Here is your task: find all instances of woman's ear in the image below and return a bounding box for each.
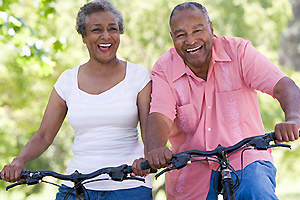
[82,35,86,44]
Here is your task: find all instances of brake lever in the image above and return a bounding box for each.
[171,154,192,169]
[249,133,292,150]
[248,136,273,150]
[6,181,27,191]
[154,166,175,179]
[5,171,42,191]
[154,154,192,179]
[268,144,291,149]
[109,164,128,181]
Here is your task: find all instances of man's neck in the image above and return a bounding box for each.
[188,63,209,81]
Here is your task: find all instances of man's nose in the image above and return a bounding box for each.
[185,34,196,45]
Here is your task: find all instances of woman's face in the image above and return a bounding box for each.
[83,10,120,64]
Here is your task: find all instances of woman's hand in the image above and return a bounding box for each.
[1,158,25,182]
[132,157,150,177]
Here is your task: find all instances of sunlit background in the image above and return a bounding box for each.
[1,0,300,199]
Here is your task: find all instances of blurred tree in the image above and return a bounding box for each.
[279,0,300,71]
[114,0,292,70]
[0,0,81,197]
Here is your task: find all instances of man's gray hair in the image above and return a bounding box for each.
[169,2,211,26]
[76,0,124,36]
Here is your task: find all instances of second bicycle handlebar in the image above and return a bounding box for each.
[140,131,299,173]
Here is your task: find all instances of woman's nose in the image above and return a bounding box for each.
[100,30,110,39]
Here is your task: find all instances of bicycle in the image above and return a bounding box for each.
[141,131,300,200]
[1,164,156,200]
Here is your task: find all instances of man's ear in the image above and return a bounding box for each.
[209,21,214,33]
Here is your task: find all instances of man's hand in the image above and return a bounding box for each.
[275,120,300,142]
[146,147,173,170]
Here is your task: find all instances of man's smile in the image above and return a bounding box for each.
[186,45,203,55]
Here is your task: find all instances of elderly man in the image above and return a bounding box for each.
[144,2,300,200]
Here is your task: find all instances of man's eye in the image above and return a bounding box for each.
[109,27,118,31]
[176,34,185,38]
[194,29,203,33]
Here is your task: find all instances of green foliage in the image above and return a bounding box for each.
[0,0,76,198]
[206,0,292,53]
[114,0,175,69]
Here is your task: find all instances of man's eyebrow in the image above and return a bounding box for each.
[173,24,205,35]
[108,22,117,26]
[192,24,204,29]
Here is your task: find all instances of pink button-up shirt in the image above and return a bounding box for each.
[150,35,286,199]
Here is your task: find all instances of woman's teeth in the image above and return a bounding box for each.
[98,44,112,48]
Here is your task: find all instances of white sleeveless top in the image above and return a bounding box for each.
[54,61,152,190]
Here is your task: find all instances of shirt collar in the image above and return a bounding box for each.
[211,35,232,63]
[170,48,195,82]
[171,35,232,82]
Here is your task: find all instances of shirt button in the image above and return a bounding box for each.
[208,128,211,131]
[208,106,211,109]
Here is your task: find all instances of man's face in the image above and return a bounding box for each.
[170,8,214,71]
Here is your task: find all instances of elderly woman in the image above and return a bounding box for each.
[1,0,152,199]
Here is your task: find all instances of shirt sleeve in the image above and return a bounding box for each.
[150,61,177,122]
[136,64,151,92]
[241,41,286,96]
[54,69,71,101]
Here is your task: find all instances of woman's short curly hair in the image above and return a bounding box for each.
[76,0,124,36]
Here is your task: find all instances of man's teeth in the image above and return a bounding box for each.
[98,44,112,48]
[187,45,202,52]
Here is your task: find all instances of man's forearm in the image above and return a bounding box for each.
[273,77,300,121]
[144,112,172,154]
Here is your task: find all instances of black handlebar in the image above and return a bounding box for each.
[140,131,299,178]
[2,131,299,189]
[180,132,277,157]
[1,164,146,191]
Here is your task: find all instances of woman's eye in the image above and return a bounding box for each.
[92,29,102,32]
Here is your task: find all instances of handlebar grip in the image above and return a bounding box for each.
[269,132,276,140]
[140,161,157,173]
[0,170,27,180]
[126,166,133,173]
[140,161,151,170]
